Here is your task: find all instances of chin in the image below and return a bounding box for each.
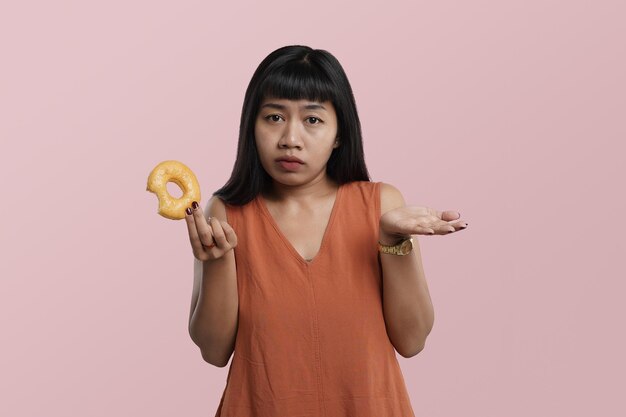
[273,176,302,185]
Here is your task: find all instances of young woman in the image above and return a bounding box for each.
[185,45,467,417]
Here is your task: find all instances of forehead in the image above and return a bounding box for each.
[259,98,333,112]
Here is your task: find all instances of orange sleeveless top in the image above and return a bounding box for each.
[216,180,416,417]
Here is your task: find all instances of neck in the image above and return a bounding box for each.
[266,174,339,205]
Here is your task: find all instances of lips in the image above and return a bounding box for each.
[275,155,304,164]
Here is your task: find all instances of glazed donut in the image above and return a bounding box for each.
[146,160,201,220]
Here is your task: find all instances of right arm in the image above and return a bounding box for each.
[187,196,239,367]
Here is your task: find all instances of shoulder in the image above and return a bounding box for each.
[343,181,406,215]
[203,195,229,223]
[378,181,406,215]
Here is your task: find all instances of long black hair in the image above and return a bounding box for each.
[213,45,371,206]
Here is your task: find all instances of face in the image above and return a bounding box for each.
[254,97,340,187]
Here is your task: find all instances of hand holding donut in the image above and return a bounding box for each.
[146,159,237,262]
[184,200,238,262]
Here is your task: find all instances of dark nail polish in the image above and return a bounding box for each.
[186,207,192,215]
[192,201,199,210]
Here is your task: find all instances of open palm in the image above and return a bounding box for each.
[380,206,468,237]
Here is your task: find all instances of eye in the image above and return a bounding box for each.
[265,114,283,122]
[307,117,322,124]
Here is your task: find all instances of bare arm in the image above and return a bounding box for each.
[188,196,239,367]
[378,182,435,358]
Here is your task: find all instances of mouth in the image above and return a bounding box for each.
[275,156,304,164]
[276,159,304,171]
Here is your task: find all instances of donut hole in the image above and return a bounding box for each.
[166,181,184,199]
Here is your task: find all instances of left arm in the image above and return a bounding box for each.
[379,237,433,358]
[379,182,434,358]
[377,182,466,358]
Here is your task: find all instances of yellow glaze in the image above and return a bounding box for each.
[146,160,201,220]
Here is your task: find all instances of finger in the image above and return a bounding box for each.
[202,217,217,248]
[209,217,229,249]
[415,225,436,235]
[220,220,238,248]
[431,220,456,234]
[430,207,458,220]
[201,217,217,248]
[191,203,215,248]
[441,210,461,221]
[449,220,468,231]
[185,207,207,253]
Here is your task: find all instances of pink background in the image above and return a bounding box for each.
[1,0,624,416]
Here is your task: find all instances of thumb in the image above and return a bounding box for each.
[441,210,461,221]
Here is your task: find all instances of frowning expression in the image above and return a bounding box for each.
[254,97,339,183]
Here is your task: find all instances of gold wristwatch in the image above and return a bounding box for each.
[378,236,414,255]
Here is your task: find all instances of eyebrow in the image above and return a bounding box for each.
[260,102,327,111]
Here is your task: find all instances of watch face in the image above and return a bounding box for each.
[400,239,412,254]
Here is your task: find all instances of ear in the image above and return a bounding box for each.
[333,137,340,148]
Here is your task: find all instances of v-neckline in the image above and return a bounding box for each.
[256,183,345,266]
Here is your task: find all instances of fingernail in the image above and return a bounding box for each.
[192,201,199,210]
[186,207,192,215]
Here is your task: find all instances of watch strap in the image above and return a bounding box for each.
[378,236,413,255]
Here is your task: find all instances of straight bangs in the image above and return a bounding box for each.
[258,62,336,104]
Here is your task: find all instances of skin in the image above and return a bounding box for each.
[253,96,342,261]
[185,96,469,363]
[255,96,340,197]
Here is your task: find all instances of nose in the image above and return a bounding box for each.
[278,120,303,149]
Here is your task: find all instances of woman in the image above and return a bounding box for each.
[186,45,467,417]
